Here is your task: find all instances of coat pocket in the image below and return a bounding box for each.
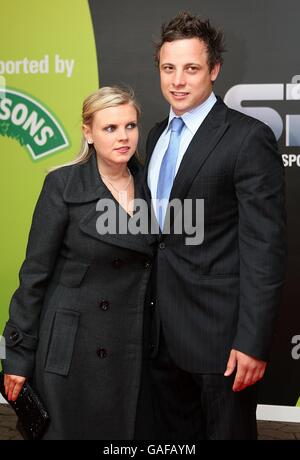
[45,309,80,376]
[58,260,89,287]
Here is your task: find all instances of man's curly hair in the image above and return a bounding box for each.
[155,11,225,71]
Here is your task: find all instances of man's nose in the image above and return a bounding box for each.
[173,70,186,87]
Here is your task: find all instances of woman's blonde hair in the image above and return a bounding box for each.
[51,86,141,170]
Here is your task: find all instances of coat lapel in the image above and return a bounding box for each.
[63,151,154,256]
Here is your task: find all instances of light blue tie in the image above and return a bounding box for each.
[156,117,185,230]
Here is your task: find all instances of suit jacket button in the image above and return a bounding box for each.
[9,331,19,342]
[97,348,107,359]
[158,242,165,250]
[144,261,151,269]
[112,258,123,268]
[99,300,110,311]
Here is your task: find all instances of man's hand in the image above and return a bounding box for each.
[4,374,27,401]
[224,349,267,391]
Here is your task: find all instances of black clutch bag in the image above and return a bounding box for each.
[0,371,50,440]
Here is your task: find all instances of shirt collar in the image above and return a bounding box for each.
[167,92,217,135]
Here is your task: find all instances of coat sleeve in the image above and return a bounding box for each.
[1,169,69,377]
[232,121,287,361]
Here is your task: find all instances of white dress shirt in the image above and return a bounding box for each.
[148,92,217,204]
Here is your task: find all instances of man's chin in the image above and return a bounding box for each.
[171,104,190,116]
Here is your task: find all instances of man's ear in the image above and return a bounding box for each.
[211,62,221,82]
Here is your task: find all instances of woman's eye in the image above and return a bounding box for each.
[104,125,115,132]
[127,123,137,129]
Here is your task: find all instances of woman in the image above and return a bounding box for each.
[1,86,155,439]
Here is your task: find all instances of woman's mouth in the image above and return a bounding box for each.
[115,146,130,153]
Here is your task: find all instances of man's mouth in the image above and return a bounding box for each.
[171,91,189,98]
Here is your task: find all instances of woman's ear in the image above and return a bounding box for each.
[82,124,93,144]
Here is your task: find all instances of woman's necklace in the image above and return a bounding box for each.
[99,167,132,193]
[99,167,134,215]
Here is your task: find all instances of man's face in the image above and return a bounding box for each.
[159,38,220,115]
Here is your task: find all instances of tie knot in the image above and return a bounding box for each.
[170,117,184,133]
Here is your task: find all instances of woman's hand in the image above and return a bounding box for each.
[4,374,27,401]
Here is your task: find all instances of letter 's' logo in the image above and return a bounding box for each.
[0,87,69,159]
[224,75,300,147]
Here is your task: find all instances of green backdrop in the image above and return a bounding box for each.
[0,0,98,347]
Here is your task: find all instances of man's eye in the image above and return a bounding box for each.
[163,66,173,72]
[187,66,198,73]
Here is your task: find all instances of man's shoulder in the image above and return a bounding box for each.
[227,106,259,125]
[223,101,272,134]
[216,103,276,147]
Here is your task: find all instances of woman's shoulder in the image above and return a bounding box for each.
[41,162,85,196]
[46,160,87,183]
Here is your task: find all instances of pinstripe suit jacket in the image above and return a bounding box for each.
[144,97,286,373]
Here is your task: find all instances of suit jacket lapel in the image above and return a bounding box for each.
[144,97,230,234]
[165,98,229,231]
[170,98,229,204]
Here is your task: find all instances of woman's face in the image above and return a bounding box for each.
[83,103,138,167]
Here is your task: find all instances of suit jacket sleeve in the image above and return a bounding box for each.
[232,121,287,361]
[1,169,68,377]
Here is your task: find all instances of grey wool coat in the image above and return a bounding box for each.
[1,151,155,440]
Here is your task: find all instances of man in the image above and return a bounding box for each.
[143,11,286,440]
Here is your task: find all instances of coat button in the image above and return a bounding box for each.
[9,331,19,342]
[144,261,151,269]
[99,300,110,311]
[150,300,156,311]
[149,344,155,354]
[112,258,123,268]
[158,242,165,250]
[97,348,107,359]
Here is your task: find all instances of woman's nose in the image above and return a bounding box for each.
[117,127,128,140]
